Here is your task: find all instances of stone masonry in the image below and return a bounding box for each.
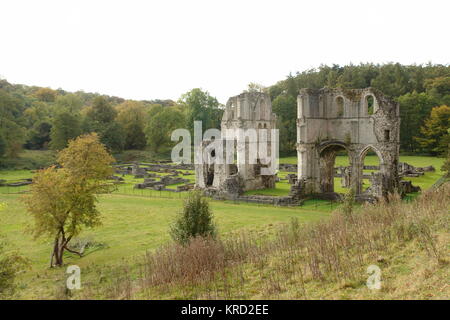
[195,92,277,195]
[295,87,401,199]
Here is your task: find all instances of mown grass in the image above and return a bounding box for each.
[0,154,446,299]
[0,191,331,299]
[245,155,446,196]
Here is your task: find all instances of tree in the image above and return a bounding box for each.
[26,121,52,150]
[415,105,450,155]
[55,94,83,113]
[425,76,450,106]
[0,90,27,157]
[24,133,115,267]
[145,106,185,153]
[83,97,126,152]
[180,88,222,135]
[86,96,117,124]
[170,191,216,245]
[115,101,147,150]
[49,112,81,150]
[371,63,411,97]
[272,94,297,155]
[0,118,26,158]
[99,121,126,152]
[0,131,5,157]
[0,203,29,298]
[397,92,438,152]
[34,87,57,102]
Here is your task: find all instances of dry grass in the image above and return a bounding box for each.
[73,185,450,300]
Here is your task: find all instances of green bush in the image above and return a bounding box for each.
[170,191,216,244]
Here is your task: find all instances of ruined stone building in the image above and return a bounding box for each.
[195,92,277,196]
[295,88,400,199]
[195,87,400,202]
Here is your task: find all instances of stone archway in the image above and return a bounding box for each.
[357,145,384,195]
[296,88,400,199]
[317,141,354,193]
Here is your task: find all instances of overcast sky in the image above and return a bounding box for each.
[0,0,448,103]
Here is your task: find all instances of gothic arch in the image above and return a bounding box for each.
[296,88,400,199]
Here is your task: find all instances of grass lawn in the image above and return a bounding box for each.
[246,155,446,196]
[0,154,445,298]
[0,191,331,299]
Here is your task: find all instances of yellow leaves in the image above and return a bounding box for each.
[24,133,115,240]
[33,87,57,102]
[57,133,115,180]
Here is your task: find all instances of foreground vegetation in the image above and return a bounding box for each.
[0,192,334,299]
[63,185,450,300]
[0,151,447,299]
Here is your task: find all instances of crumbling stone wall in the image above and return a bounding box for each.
[195,92,277,195]
[295,88,400,199]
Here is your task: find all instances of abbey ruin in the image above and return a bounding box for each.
[195,92,278,198]
[295,88,400,200]
[195,87,401,202]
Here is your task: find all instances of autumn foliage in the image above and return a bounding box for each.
[24,133,115,267]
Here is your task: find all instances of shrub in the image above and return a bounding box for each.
[170,191,217,244]
[0,204,29,298]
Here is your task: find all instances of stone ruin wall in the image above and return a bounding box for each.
[195,87,402,203]
[195,92,277,196]
[296,87,401,199]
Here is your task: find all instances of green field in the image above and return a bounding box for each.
[246,155,446,196]
[0,154,446,299]
[0,193,333,299]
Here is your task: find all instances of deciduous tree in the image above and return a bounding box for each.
[24,133,115,267]
[145,106,185,153]
[49,111,81,150]
[415,105,450,155]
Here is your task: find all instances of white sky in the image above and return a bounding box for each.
[0,0,448,104]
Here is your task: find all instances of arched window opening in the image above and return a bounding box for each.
[361,147,381,192]
[319,144,351,193]
[366,95,374,115]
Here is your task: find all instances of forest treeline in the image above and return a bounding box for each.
[269,63,450,155]
[0,62,449,166]
[0,81,221,165]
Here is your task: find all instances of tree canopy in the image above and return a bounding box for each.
[0,62,449,162]
[24,133,115,267]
